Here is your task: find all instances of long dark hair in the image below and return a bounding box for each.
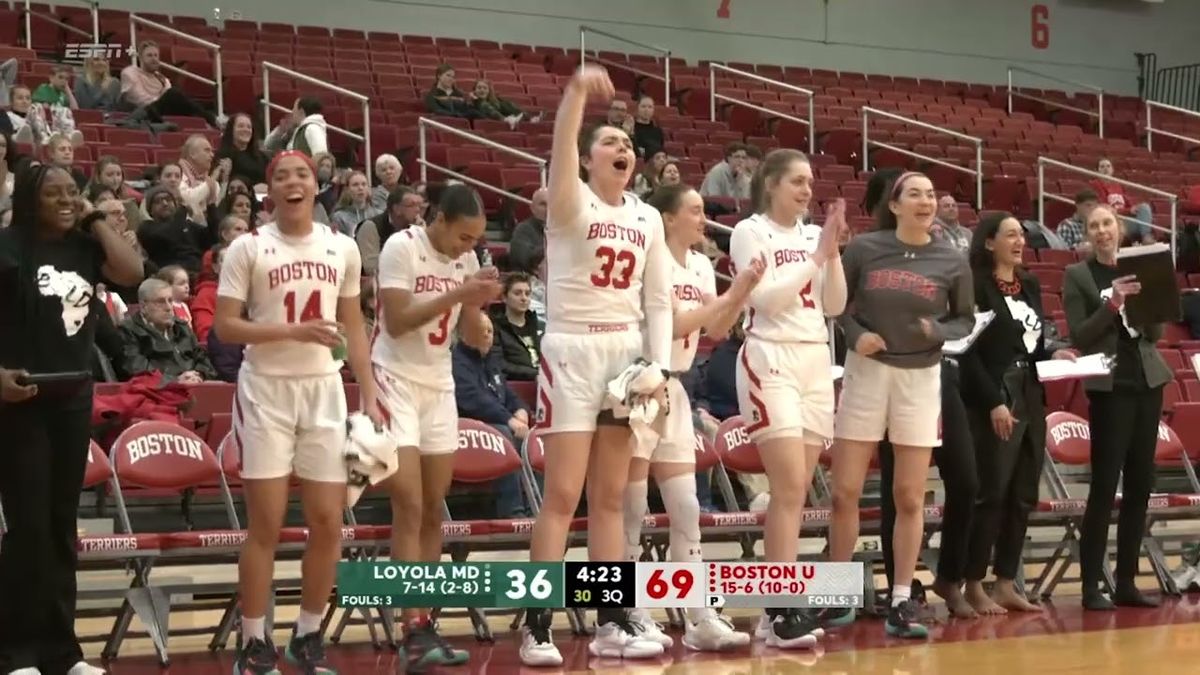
[874,171,928,231]
[9,165,69,362]
[218,112,265,159]
[863,167,903,216]
[968,210,1015,273]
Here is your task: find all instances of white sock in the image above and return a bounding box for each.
[296,608,324,637]
[891,585,912,608]
[242,616,266,640]
[623,479,649,562]
[658,473,711,622]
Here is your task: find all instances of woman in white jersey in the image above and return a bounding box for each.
[729,149,845,649]
[521,65,674,667]
[373,184,501,670]
[621,183,762,651]
[215,151,379,674]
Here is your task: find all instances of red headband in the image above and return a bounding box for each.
[890,171,926,199]
[266,150,317,179]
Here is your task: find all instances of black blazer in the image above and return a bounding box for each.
[960,269,1061,411]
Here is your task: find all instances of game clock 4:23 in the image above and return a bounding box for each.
[564,561,636,608]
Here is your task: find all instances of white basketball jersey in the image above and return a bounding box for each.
[729,213,828,343]
[670,250,717,372]
[372,226,480,390]
[218,222,362,377]
[544,179,664,331]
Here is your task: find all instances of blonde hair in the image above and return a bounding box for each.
[83,57,113,86]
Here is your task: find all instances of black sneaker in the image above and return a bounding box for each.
[814,607,856,629]
[764,609,820,650]
[399,618,470,673]
[284,630,335,674]
[884,599,929,639]
[233,636,280,675]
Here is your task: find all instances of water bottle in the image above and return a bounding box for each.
[330,328,348,361]
[480,248,494,269]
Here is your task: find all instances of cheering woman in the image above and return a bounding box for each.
[960,211,1075,614]
[0,165,142,675]
[829,171,974,638]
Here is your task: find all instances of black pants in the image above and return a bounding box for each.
[879,360,979,586]
[1079,385,1164,589]
[144,87,217,127]
[964,364,1047,581]
[0,401,92,674]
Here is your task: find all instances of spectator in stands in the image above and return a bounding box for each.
[31,65,79,111]
[200,214,247,281]
[120,41,220,128]
[0,58,15,108]
[932,193,971,252]
[330,170,381,236]
[631,95,664,160]
[0,130,12,219]
[191,242,225,342]
[1092,158,1155,245]
[1056,189,1099,252]
[217,112,269,186]
[1,84,36,144]
[216,190,255,230]
[357,185,422,275]
[264,97,329,158]
[605,98,634,134]
[96,281,127,324]
[207,324,243,382]
[84,183,115,206]
[490,272,540,381]
[179,134,226,222]
[360,275,376,338]
[700,143,749,200]
[137,185,212,274]
[470,79,530,129]
[119,277,215,383]
[0,163,142,675]
[424,64,474,118]
[959,211,1075,616]
[1063,204,1170,611]
[451,314,533,518]
[44,133,87,189]
[93,195,141,259]
[156,264,193,327]
[633,150,666,198]
[371,153,405,211]
[89,155,144,228]
[659,160,681,188]
[156,161,183,199]
[313,151,340,215]
[508,187,547,273]
[74,57,121,111]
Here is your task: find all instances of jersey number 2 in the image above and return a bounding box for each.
[284,290,322,323]
[799,281,816,309]
[591,246,637,289]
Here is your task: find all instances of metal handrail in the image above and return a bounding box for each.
[262,62,371,183]
[23,0,93,49]
[1007,65,1105,138]
[709,63,815,153]
[129,14,224,119]
[580,25,671,107]
[1145,100,1200,152]
[61,0,99,42]
[862,107,984,211]
[418,117,547,204]
[1036,156,1179,259]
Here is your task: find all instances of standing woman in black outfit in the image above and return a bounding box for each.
[959,212,1076,615]
[1062,204,1172,610]
[0,165,143,675]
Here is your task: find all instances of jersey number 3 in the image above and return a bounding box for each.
[591,246,637,289]
[284,290,322,323]
[428,311,452,346]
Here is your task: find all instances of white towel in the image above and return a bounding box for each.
[343,412,398,508]
[603,360,669,458]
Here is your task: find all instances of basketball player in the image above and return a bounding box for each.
[729,150,845,648]
[372,184,501,670]
[622,183,762,651]
[520,64,673,667]
[830,171,974,639]
[215,150,379,674]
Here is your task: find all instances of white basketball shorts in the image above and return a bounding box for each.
[535,325,643,434]
[233,369,348,482]
[635,377,695,464]
[373,364,459,456]
[834,350,942,448]
[735,339,834,445]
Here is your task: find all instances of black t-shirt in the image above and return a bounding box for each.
[0,227,106,382]
[1087,258,1148,391]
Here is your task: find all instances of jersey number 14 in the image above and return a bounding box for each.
[284,290,323,322]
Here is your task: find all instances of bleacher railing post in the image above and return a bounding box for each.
[419,119,428,185]
[361,99,372,185]
[1144,100,1200,153]
[1007,67,1013,116]
[975,141,983,212]
[708,66,716,122]
[1098,90,1105,139]
[861,111,869,173]
[1037,161,1045,231]
[90,1,98,42]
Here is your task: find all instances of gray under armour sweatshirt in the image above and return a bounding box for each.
[839,230,976,369]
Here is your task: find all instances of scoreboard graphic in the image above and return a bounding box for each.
[336,561,864,609]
